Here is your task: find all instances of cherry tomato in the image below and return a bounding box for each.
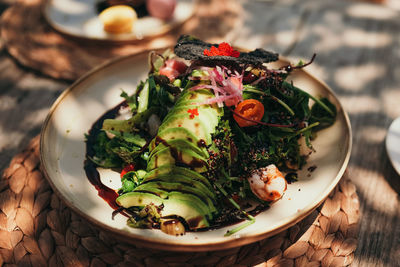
[233,99,265,127]
[159,59,188,81]
[120,164,135,178]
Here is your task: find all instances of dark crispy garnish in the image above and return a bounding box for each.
[174,35,279,66]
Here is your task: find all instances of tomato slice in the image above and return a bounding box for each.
[233,99,265,127]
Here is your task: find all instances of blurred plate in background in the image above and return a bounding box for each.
[43,0,194,42]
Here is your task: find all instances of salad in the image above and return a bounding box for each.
[85,35,336,236]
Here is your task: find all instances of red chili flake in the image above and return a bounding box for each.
[187,108,199,119]
[203,42,240,57]
[120,164,135,178]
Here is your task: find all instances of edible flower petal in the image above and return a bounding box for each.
[187,108,199,119]
[191,66,244,107]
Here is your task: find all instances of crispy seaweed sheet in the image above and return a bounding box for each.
[174,35,279,65]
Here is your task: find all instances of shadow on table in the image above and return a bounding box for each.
[382,146,400,196]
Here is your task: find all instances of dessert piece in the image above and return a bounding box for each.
[99,5,138,34]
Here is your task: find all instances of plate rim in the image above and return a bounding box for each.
[41,0,197,44]
[40,48,353,251]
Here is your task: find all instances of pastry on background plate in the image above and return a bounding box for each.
[99,5,138,34]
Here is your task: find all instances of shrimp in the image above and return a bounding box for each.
[247,164,287,202]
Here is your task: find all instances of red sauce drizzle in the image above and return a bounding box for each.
[84,102,128,216]
[84,161,120,211]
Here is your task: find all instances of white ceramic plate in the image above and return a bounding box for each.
[40,50,352,251]
[386,117,400,175]
[43,0,194,42]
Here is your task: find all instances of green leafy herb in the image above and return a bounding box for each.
[283,81,335,116]
[120,90,137,112]
[243,85,295,116]
[102,107,159,133]
[127,203,162,229]
[106,130,147,147]
[214,182,255,237]
[120,170,147,193]
[88,131,122,168]
[310,98,337,130]
[138,80,150,113]
[88,129,148,167]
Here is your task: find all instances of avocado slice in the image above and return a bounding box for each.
[116,89,228,230]
[157,114,211,144]
[143,164,213,190]
[149,138,209,159]
[149,127,202,151]
[147,145,208,173]
[175,89,215,106]
[162,106,219,135]
[116,192,209,229]
[142,174,216,202]
[134,181,216,215]
[168,191,212,220]
[162,198,209,229]
[140,178,217,212]
[164,104,222,126]
[175,101,223,116]
[116,192,163,208]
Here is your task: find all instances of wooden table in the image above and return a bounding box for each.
[1,0,399,266]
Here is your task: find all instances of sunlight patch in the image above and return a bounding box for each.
[334,64,386,92]
[340,95,380,114]
[347,3,397,20]
[382,89,400,119]
[312,26,342,52]
[359,126,386,144]
[343,29,392,48]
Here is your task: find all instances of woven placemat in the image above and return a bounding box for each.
[0,0,242,81]
[0,136,360,266]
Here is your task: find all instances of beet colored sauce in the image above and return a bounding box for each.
[84,101,127,214]
[84,161,120,210]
